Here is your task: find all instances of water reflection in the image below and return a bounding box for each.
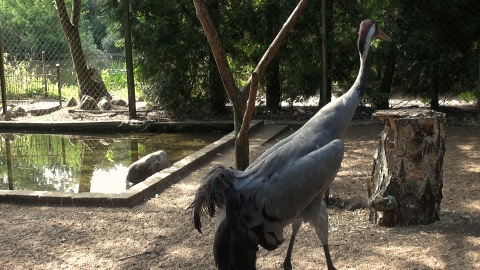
[0,132,223,193]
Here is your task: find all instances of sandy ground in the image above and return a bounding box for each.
[0,122,479,270]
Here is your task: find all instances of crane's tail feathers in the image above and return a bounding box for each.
[188,165,235,234]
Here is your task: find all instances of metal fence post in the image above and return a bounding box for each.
[42,51,47,97]
[0,26,7,116]
[57,63,62,106]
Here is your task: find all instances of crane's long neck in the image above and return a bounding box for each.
[306,45,374,139]
[351,46,373,98]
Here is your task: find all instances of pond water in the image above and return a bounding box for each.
[0,132,224,193]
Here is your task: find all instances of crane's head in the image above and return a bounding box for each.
[358,19,391,57]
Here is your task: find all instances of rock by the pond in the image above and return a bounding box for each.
[10,106,27,117]
[126,150,170,183]
[111,96,128,107]
[97,97,112,111]
[80,95,97,110]
[1,110,14,121]
[65,97,77,107]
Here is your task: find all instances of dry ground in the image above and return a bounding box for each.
[1,122,479,270]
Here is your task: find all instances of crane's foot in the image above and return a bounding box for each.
[323,244,337,270]
[282,260,292,270]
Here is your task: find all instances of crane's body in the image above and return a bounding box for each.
[190,19,391,270]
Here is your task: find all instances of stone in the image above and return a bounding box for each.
[65,97,77,107]
[1,111,14,121]
[80,95,97,110]
[97,97,112,111]
[111,96,127,107]
[9,106,26,117]
[126,150,170,183]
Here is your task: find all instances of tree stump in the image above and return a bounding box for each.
[367,109,446,227]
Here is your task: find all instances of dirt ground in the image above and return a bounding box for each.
[1,121,479,270]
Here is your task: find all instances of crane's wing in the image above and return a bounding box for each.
[246,129,299,169]
[228,139,344,248]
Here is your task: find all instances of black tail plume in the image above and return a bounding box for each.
[188,165,236,234]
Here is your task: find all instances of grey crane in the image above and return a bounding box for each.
[189,19,391,270]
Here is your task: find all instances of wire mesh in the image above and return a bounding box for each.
[1,0,479,122]
[1,0,128,118]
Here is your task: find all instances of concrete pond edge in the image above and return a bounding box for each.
[0,120,265,207]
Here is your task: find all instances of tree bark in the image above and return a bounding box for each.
[477,46,480,121]
[320,0,333,107]
[265,0,281,111]
[55,0,110,100]
[206,1,227,115]
[368,109,446,227]
[376,46,396,110]
[266,58,281,111]
[209,52,228,114]
[193,0,309,169]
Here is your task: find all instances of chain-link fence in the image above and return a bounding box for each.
[1,0,128,118]
[1,0,479,121]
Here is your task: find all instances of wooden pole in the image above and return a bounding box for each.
[123,0,136,119]
[194,0,310,169]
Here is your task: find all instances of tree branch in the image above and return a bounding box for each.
[253,0,310,81]
[193,0,237,105]
[239,0,310,139]
[54,0,72,30]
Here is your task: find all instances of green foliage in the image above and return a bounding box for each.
[1,0,114,60]
[6,0,478,111]
[0,0,69,59]
[3,56,60,100]
[101,63,127,90]
[106,0,212,111]
[458,91,477,103]
[391,0,480,108]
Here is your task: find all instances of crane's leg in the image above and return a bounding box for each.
[306,197,337,270]
[283,219,302,270]
[229,230,258,270]
[213,218,231,270]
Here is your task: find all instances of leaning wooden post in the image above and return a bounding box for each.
[367,109,446,227]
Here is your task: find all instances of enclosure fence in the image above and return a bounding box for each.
[1,0,479,121]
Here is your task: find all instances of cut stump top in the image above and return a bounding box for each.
[373,108,445,122]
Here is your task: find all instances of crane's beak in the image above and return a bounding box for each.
[377,29,392,41]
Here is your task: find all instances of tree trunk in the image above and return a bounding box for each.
[234,101,249,170]
[207,1,227,115]
[320,0,333,107]
[477,46,480,121]
[193,0,310,169]
[266,58,281,110]
[209,52,228,114]
[368,109,446,227]
[265,0,281,111]
[376,46,396,110]
[55,0,110,100]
